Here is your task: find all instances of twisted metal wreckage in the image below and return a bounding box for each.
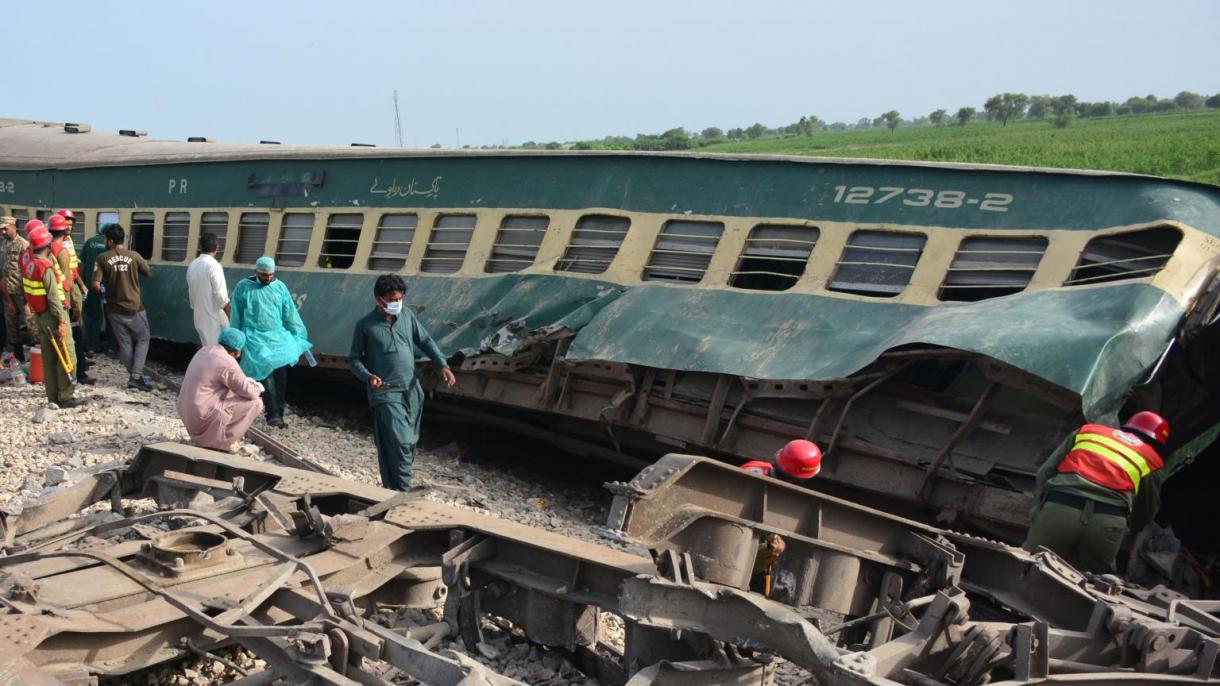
[0,443,1215,685]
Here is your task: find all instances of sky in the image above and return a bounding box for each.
[9,0,1219,148]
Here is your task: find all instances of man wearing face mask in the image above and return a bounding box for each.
[176,327,264,452]
[349,274,455,491]
[229,257,313,428]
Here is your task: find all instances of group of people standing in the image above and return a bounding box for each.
[0,213,154,406]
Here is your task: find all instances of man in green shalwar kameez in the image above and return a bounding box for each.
[349,274,456,491]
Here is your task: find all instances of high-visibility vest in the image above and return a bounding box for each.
[48,242,73,305]
[21,249,67,314]
[64,236,80,281]
[1057,423,1164,493]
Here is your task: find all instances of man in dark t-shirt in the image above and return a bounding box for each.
[91,223,154,390]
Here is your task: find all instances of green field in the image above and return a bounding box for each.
[697,111,1220,185]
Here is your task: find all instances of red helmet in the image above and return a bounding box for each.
[741,460,773,477]
[28,226,53,250]
[775,439,823,480]
[23,219,45,237]
[56,209,76,221]
[47,214,69,233]
[1123,411,1170,445]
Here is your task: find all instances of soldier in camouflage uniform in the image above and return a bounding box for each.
[0,216,31,361]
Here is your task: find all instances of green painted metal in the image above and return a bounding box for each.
[141,266,1178,419]
[4,154,1220,232]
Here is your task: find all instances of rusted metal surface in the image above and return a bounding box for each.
[0,444,1214,684]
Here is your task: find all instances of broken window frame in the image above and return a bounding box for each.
[1065,226,1183,287]
[729,223,820,291]
[642,219,726,284]
[318,213,364,270]
[555,214,631,275]
[129,211,156,260]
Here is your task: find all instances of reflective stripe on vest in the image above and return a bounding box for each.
[21,251,67,314]
[1057,424,1164,493]
[65,237,80,278]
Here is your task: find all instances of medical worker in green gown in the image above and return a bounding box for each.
[229,257,313,428]
[349,274,455,491]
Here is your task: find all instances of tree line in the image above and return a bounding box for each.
[499,90,1220,151]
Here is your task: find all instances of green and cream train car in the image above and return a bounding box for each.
[4,118,1220,539]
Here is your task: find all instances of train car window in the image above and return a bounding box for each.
[36,209,51,221]
[939,236,1048,302]
[485,215,548,273]
[161,212,191,262]
[828,229,927,298]
[11,209,28,224]
[68,210,86,246]
[1065,226,1182,287]
[730,224,819,291]
[642,220,725,283]
[555,214,630,275]
[368,213,417,271]
[235,212,270,264]
[200,212,229,260]
[421,214,476,274]
[129,212,156,260]
[276,213,314,267]
[319,213,363,269]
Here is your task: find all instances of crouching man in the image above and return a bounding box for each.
[177,327,264,452]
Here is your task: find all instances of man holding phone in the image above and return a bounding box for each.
[349,274,455,491]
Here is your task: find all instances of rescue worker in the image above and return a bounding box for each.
[176,327,264,452]
[57,210,92,358]
[229,257,312,428]
[349,274,455,491]
[21,224,81,407]
[741,439,824,483]
[47,214,92,384]
[80,220,109,354]
[0,216,30,362]
[186,232,230,346]
[91,224,153,390]
[1023,411,1169,574]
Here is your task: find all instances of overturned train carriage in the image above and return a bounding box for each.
[3,119,1220,539]
[0,444,1217,684]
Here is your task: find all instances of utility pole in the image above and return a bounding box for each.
[392,90,404,148]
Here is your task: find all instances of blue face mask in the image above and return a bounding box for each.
[383,299,403,316]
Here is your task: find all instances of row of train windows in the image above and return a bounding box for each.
[3,206,1183,301]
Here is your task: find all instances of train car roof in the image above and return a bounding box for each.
[0,118,1208,188]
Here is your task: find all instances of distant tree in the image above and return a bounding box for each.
[856,117,872,129]
[1051,95,1077,117]
[430,143,442,149]
[521,141,539,149]
[1174,91,1204,110]
[830,121,847,130]
[983,93,1030,126]
[882,110,901,131]
[573,140,598,150]
[1027,95,1052,119]
[727,127,745,140]
[544,142,562,150]
[745,122,768,139]
[700,126,724,141]
[1150,99,1178,113]
[1207,94,1220,109]
[660,127,692,150]
[954,107,976,126]
[929,109,947,126]
[1079,101,1116,118]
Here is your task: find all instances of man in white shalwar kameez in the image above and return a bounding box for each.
[186,233,229,346]
[177,328,264,452]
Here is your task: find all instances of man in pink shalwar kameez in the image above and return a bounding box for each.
[177,327,264,452]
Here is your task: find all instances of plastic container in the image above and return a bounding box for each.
[27,345,44,384]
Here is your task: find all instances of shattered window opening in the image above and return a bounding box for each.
[318,213,363,270]
[1066,226,1182,286]
[730,224,819,291]
[200,212,229,261]
[275,213,315,268]
[235,212,270,265]
[828,229,927,298]
[642,220,725,283]
[161,212,190,262]
[129,211,156,260]
[556,214,631,275]
[421,213,476,274]
[938,235,1049,302]
[368,213,418,272]
[486,215,549,273]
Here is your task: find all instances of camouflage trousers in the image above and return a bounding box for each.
[3,292,30,351]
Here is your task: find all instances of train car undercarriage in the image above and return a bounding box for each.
[0,443,1215,685]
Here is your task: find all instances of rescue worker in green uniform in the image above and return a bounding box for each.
[80,222,109,354]
[1023,411,1169,574]
[21,223,81,407]
[349,274,455,491]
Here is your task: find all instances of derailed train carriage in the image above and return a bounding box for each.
[2,118,1220,542]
